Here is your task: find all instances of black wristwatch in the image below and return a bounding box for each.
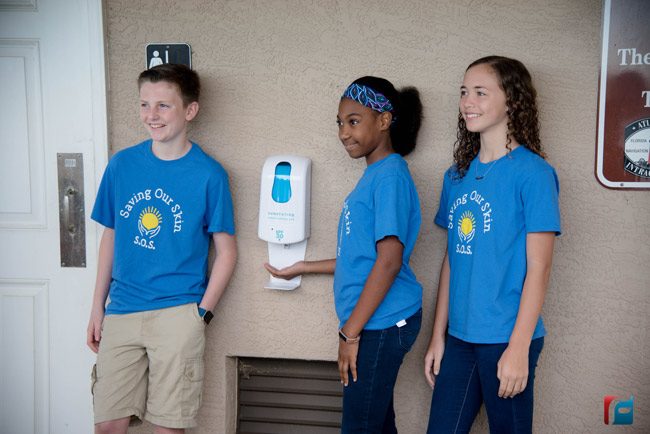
[197,306,214,325]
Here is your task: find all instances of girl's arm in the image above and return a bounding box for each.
[264,259,336,279]
[338,235,403,386]
[199,232,238,312]
[497,232,555,398]
[86,228,114,353]
[424,250,450,388]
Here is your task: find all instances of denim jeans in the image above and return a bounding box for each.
[341,309,421,434]
[426,335,544,434]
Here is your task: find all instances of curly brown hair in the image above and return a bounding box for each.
[453,56,545,178]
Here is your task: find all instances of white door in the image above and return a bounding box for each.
[0,0,107,433]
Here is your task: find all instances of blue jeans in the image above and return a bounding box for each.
[426,335,544,434]
[341,309,421,434]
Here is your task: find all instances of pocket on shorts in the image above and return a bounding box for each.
[182,358,204,418]
[189,303,206,327]
[90,364,98,399]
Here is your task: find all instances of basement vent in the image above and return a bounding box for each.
[237,357,342,434]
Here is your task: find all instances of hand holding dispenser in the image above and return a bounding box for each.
[258,155,311,290]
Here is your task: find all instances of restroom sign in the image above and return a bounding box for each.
[145,43,192,69]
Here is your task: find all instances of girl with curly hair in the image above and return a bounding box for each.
[424,56,561,433]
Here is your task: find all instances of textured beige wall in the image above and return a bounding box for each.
[104,1,649,432]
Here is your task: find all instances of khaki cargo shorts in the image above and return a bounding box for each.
[91,303,206,429]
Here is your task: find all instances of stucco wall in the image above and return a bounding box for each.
[104,1,649,432]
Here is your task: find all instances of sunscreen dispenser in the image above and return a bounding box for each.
[258,155,311,290]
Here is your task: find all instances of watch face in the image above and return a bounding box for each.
[203,311,214,325]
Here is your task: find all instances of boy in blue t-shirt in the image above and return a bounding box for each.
[87,64,237,433]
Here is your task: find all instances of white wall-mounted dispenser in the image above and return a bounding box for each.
[258,155,312,290]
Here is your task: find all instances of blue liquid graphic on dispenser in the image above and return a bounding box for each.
[271,162,292,203]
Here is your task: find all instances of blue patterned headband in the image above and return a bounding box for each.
[341,83,394,113]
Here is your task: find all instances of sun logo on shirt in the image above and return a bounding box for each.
[138,206,162,238]
[458,210,476,243]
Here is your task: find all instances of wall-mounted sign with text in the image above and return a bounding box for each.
[145,43,192,69]
[596,0,650,189]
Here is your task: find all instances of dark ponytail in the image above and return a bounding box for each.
[351,76,423,156]
[391,87,422,156]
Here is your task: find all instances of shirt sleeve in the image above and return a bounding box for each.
[91,160,116,229]
[373,175,413,245]
[521,167,561,235]
[434,170,450,229]
[206,167,236,235]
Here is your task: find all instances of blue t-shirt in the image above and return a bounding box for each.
[434,146,561,343]
[91,140,235,314]
[334,153,423,330]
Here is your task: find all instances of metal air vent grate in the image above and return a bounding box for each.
[237,357,342,433]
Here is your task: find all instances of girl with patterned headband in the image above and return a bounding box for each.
[265,76,424,432]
